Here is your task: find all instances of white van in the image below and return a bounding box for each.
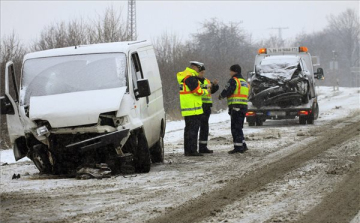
[1,40,166,174]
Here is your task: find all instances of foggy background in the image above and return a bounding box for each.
[1,1,359,147]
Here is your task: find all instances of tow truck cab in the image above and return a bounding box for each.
[246,46,324,126]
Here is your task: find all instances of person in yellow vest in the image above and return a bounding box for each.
[198,65,219,153]
[218,64,249,154]
[177,61,210,156]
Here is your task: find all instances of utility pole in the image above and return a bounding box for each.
[270,27,289,47]
[127,0,137,41]
[330,50,339,91]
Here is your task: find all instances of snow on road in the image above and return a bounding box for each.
[0,86,359,223]
[1,86,359,163]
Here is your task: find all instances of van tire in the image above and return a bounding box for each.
[248,122,255,126]
[151,137,164,163]
[32,145,52,174]
[134,130,151,173]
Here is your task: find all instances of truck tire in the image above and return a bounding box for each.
[256,118,263,126]
[307,117,314,124]
[32,144,52,174]
[299,116,307,125]
[151,136,164,163]
[134,131,151,173]
[247,117,256,126]
[313,102,319,120]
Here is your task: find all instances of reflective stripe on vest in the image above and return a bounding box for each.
[181,107,202,111]
[178,74,204,116]
[201,78,212,104]
[227,77,249,106]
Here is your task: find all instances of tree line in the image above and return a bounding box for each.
[0,6,359,148]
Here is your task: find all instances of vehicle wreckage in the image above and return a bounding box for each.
[1,41,166,175]
[249,55,312,108]
[246,47,324,125]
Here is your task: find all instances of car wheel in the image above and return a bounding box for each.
[133,130,151,173]
[151,136,164,163]
[32,144,53,174]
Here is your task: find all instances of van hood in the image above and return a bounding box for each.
[29,87,127,128]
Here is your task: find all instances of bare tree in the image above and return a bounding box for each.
[88,5,128,43]
[32,5,128,51]
[327,9,360,67]
[153,32,188,118]
[32,21,69,51]
[67,18,87,46]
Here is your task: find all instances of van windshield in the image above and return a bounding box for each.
[21,53,127,106]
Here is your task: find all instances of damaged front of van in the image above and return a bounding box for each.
[1,44,157,175]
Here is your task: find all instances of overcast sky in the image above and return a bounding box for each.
[1,1,359,46]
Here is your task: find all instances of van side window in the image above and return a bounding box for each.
[131,53,144,96]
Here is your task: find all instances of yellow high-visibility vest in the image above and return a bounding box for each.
[227,77,249,105]
[177,68,208,116]
[200,78,212,104]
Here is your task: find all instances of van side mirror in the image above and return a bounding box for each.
[314,68,324,80]
[0,96,15,115]
[137,79,151,98]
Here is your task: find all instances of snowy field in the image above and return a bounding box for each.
[0,86,359,223]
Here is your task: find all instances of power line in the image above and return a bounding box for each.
[127,0,137,41]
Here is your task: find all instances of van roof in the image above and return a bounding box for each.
[24,40,151,61]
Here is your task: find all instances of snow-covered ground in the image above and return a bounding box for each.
[1,86,359,163]
[0,86,359,223]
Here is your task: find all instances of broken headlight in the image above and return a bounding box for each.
[99,112,128,127]
[36,126,50,137]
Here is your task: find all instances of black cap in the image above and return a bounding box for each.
[230,64,241,73]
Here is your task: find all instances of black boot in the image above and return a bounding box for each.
[199,144,213,153]
[199,146,213,153]
[228,147,245,154]
[243,143,248,152]
[185,152,204,156]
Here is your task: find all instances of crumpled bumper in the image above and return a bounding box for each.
[65,129,130,152]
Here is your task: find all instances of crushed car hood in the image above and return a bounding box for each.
[256,56,300,82]
[29,87,127,128]
[250,56,311,108]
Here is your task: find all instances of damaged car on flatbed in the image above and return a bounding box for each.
[1,40,166,174]
[246,46,324,126]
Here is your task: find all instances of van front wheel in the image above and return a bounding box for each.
[32,144,53,174]
[151,137,164,163]
[133,131,151,173]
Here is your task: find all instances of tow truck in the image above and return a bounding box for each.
[246,46,324,125]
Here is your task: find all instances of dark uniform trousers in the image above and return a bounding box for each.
[184,115,201,153]
[230,107,248,150]
[199,106,211,149]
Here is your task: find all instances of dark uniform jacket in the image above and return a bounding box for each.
[198,77,219,110]
[220,73,248,109]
